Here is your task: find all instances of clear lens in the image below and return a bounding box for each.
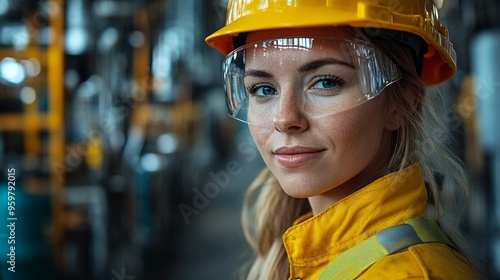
[223,37,401,126]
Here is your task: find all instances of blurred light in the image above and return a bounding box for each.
[140,153,162,172]
[0,25,30,49]
[76,80,96,98]
[65,68,80,89]
[20,86,36,104]
[38,26,54,46]
[66,0,88,54]
[0,57,26,85]
[21,58,41,77]
[93,1,118,17]
[97,27,119,53]
[93,1,133,17]
[13,26,29,50]
[65,27,88,55]
[157,133,178,154]
[0,0,10,15]
[152,45,172,79]
[129,31,145,48]
[76,75,102,98]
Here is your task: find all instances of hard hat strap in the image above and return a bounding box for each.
[232,33,248,50]
[363,28,428,76]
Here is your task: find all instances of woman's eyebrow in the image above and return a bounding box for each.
[297,58,354,73]
[244,69,273,78]
[244,58,353,77]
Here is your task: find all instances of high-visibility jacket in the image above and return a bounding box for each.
[283,164,478,279]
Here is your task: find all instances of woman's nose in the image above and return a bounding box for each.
[272,90,309,133]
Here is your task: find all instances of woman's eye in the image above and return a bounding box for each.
[247,85,277,96]
[311,76,345,90]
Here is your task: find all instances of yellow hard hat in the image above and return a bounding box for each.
[205,0,457,85]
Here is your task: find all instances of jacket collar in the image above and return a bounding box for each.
[283,164,427,269]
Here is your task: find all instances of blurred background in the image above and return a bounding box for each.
[0,0,499,279]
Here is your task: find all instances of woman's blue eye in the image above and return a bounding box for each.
[248,85,277,96]
[313,78,339,89]
[259,87,276,96]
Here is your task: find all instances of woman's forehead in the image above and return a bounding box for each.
[246,27,356,44]
[244,37,355,67]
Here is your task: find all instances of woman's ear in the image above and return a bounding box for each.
[385,106,404,131]
[384,90,422,131]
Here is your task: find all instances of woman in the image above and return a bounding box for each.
[206,0,480,279]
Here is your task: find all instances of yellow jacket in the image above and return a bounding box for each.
[283,164,478,280]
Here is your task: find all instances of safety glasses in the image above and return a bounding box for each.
[223,36,401,126]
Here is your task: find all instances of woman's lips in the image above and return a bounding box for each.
[273,146,325,167]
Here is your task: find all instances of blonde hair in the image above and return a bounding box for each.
[241,34,478,279]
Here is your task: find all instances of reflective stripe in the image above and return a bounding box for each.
[377,223,422,254]
[318,217,453,280]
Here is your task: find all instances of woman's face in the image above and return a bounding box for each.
[246,27,398,207]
